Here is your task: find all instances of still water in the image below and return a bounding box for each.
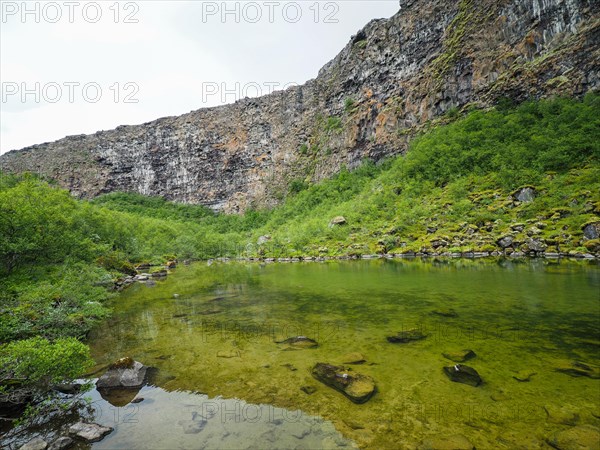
[85,258,600,449]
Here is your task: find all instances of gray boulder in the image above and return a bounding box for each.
[69,422,113,443]
[583,222,600,240]
[96,357,148,389]
[19,437,47,450]
[48,437,74,450]
[513,187,536,203]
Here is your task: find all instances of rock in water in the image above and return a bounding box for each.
[311,363,376,404]
[387,328,427,343]
[443,364,482,387]
[513,370,537,382]
[547,425,600,450]
[48,437,74,450]
[555,360,600,379]
[442,350,476,363]
[69,422,113,443]
[19,437,47,450]
[275,336,318,349]
[431,308,458,318]
[418,434,475,450]
[340,352,367,364]
[96,357,148,389]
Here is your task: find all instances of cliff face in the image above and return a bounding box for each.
[1,0,598,212]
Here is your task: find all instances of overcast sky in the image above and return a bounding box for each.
[0,1,399,154]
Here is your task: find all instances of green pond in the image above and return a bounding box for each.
[85,258,600,449]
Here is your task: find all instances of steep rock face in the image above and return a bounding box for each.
[1,0,598,212]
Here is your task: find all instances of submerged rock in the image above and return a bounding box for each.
[431,308,458,318]
[217,350,241,358]
[53,383,81,395]
[442,349,476,363]
[443,364,482,387]
[387,328,427,343]
[419,434,475,450]
[300,385,317,395]
[555,361,600,379]
[96,357,148,389]
[547,425,600,450]
[275,336,318,349]
[48,437,74,450]
[69,422,113,443]
[19,437,47,450]
[311,362,376,404]
[340,352,367,365]
[513,370,537,382]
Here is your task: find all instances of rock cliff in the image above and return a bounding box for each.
[1,0,598,212]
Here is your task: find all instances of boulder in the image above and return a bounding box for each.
[257,235,272,245]
[311,363,376,404]
[96,357,148,389]
[418,434,475,450]
[513,370,536,382]
[555,361,600,379]
[513,187,536,203]
[19,438,48,450]
[524,238,547,253]
[497,235,514,249]
[275,336,318,349]
[301,385,317,395]
[431,308,458,318]
[53,383,81,395]
[442,349,476,363]
[583,222,600,240]
[340,352,367,364]
[329,216,347,227]
[48,437,74,450]
[387,328,427,343]
[69,422,113,443]
[443,364,482,387]
[547,425,600,450]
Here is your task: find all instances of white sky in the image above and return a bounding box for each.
[0,1,399,154]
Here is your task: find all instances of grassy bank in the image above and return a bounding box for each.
[0,94,598,416]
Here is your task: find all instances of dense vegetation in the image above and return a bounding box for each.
[0,94,598,417]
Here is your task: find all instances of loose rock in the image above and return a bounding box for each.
[19,437,47,450]
[340,352,367,364]
[555,361,600,379]
[96,357,148,389]
[312,362,376,404]
[442,349,476,363]
[443,364,482,387]
[69,422,113,443]
[387,328,427,343]
[547,425,600,450]
[275,336,318,349]
[48,437,73,450]
[419,434,475,450]
[513,370,536,382]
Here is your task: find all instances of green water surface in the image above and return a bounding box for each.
[88,258,600,449]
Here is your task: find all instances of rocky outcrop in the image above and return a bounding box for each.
[1,0,598,212]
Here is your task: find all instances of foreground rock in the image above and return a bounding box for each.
[546,425,600,450]
[69,422,113,443]
[387,328,427,343]
[275,336,318,349]
[96,357,148,389]
[555,360,600,379]
[442,349,476,363]
[311,363,376,404]
[418,434,475,450]
[340,352,367,364]
[48,437,74,450]
[443,364,482,387]
[19,437,47,450]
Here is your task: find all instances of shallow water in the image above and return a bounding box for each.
[86,259,600,449]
